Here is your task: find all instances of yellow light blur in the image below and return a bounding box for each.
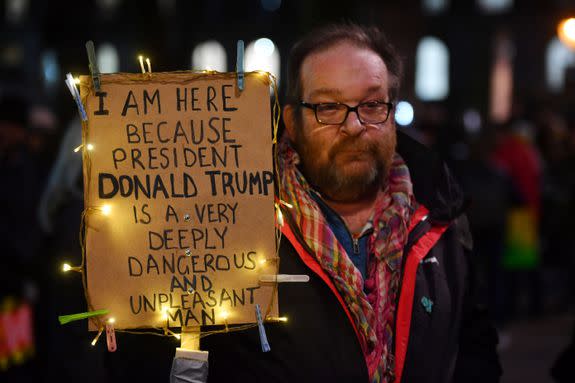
[91,327,104,346]
[558,17,575,49]
[74,77,81,85]
[174,333,181,340]
[62,263,72,272]
[73,144,82,153]
[162,308,169,320]
[220,310,229,321]
[138,55,146,73]
[146,58,152,73]
[267,316,288,323]
[86,143,94,151]
[101,204,112,216]
[108,317,116,324]
[259,258,267,266]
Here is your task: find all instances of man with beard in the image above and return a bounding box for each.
[198,24,502,383]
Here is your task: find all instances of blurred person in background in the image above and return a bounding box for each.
[535,109,575,311]
[491,116,543,322]
[0,92,41,382]
[456,120,515,329]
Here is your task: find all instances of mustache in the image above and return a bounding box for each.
[327,137,380,158]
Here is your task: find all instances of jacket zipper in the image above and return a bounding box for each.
[352,238,360,254]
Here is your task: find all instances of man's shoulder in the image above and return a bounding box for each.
[398,130,468,224]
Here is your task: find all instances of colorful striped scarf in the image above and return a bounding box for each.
[278,137,414,382]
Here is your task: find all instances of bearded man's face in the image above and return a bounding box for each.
[287,42,397,202]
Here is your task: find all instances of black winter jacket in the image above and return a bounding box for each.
[201,131,502,383]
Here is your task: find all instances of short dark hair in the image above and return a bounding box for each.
[285,23,403,106]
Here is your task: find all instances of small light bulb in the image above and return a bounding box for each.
[146,58,152,73]
[108,317,116,324]
[220,310,229,321]
[62,263,72,272]
[174,333,181,340]
[86,143,94,151]
[259,258,267,266]
[101,204,111,216]
[91,327,104,346]
[74,77,80,85]
[162,308,169,320]
[138,55,146,73]
[278,316,288,322]
[73,145,82,153]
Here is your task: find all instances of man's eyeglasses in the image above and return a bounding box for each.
[299,100,394,125]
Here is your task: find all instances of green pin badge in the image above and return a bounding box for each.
[421,296,433,314]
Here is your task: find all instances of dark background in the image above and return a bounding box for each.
[1,0,575,382]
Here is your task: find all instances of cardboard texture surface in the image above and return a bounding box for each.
[79,72,277,330]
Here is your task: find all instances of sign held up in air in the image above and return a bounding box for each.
[79,72,278,330]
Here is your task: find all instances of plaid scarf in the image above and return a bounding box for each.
[278,137,414,382]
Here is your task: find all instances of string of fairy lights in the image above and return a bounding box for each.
[59,52,290,349]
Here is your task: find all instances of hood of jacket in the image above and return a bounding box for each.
[396,129,468,224]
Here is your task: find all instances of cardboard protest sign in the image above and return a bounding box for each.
[79,72,278,330]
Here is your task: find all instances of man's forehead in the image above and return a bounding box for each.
[299,43,389,100]
[307,85,387,99]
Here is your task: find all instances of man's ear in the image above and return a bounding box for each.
[283,104,297,142]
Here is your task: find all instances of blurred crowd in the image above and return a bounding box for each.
[1,89,575,381]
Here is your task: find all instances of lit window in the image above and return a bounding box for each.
[395,101,415,126]
[546,37,575,93]
[422,0,449,14]
[477,0,513,13]
[97,43,119,74]
[415,37,449,101]
[192,41,227,72]
[463,108,482,135]
[6,0,29,24]
[489,34,514,123]
[245,38,280,84]
[41,50,59,89]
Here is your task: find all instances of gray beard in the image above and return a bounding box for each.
[298,152,387,202]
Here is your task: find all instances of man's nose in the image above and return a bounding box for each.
[340,109,366,136]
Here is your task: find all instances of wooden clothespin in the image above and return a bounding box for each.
[255,304,270,352]
[236,40,245,92]
[85,40,101,91]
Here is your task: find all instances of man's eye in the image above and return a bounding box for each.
[362,101,383,109]
[318,104,341,112]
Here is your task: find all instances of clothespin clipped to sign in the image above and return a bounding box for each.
[58,309,109,325]
[259,274,310,283]
[255,304,270,352]
[85,40,101,92]
[236,40,245,92]
[64,73,88,121]
[105,318,117,352]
